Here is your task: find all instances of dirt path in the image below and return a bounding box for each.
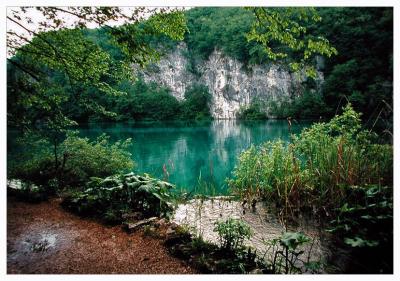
[7,196,196,274]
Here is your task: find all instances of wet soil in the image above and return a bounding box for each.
[7,195,196,274]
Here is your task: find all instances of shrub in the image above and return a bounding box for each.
[114,79,212,121]
[289,91,329,119]
[8,131,134,189]
[60,131,134,185]
[8,135,55,187]
[180,84,212,120]
[327,185,393,273]
[62,172,175,222]
[228,103,393,273]
[261,232,322,274]
[213,218,252,251]
[237,102,266,120]
[228,103,393,212]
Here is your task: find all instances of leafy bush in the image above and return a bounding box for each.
[112,79,212,121]
[8,131,134,189]
[228,103,393,273]
[213,218,252,251]
[180,83,212,120]
[8,136,56,188]
[62,172,175,222]
[327,185,393,273]
[290,91,329,119]
[267,97,293,119]
[237,102,267,120]
[228,104,393,212]
[261,232,322,274]
[317,8,393,121]
[268,91,329,119]
[114,79,182,121]
[60,132,134,184]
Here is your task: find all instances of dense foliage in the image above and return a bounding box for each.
[261,232,322,274]
[183,7,392,124]
[102,79,212,122]
[214,218,252,251]
[184,7,337,76]
[326,184,392,273]
[184,8,257,64]
[7,8,188,130]
[246,7,337,78]
[268,91,328,119]
[316,8,393,122]
[62,173,175,223]
[237,102,267,120]
[7,7,393,127]
[228,104,392,211]
[228,104,392,271]
[8,132,134,189]
[180,84,212,120]
[111,78,181,121]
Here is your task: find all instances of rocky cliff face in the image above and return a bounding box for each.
[141,43,323,119]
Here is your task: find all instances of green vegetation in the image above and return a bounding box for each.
[316,8,393,124]
[184,8,257,64]
[180,84,212,120]
[168,218,321,274]
[268,91,329,119]
[111,79,212,122]
[328,185,392,248]
[6,7,393,274]
[247,7,337,78]
[7,8,188,130]
[184,7,337,77]
[262,8,393,127]
[214,218,252,251]
[327,185,392,273]
[228,104,392,272]
[7,7,392,128]
[8,132,134,189]
[237,102,267,120]
[167,219,259,274]
[62,172,175,223]
[261,232,322,274]
[113,78,181,121]
[229,104,392,212]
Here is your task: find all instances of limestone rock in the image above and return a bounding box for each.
[139,43,324,119]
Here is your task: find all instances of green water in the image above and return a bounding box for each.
[77,120,309,194]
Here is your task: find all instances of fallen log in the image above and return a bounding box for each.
[123,217,158,232]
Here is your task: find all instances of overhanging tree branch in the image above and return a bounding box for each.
[7,58,41,81]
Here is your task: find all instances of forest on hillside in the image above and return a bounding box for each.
[8,7,393,131]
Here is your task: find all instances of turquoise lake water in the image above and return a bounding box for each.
[77,120,309,194]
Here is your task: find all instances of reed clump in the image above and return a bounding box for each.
[228,103,392,215]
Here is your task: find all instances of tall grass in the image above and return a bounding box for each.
[228,104,392,215]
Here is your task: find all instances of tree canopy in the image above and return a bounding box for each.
[7,7,187,132]
[7,7,392,130]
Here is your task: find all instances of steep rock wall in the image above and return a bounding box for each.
[141,43,323,119]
